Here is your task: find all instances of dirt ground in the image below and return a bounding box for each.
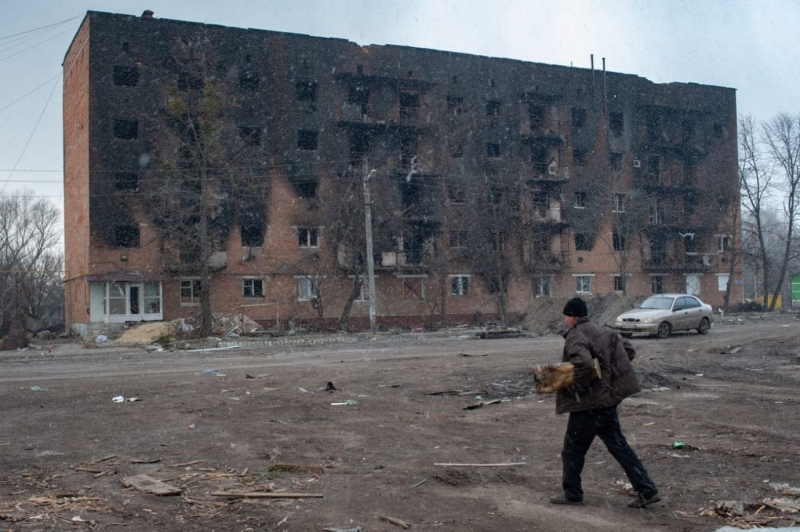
[2,313,800,531]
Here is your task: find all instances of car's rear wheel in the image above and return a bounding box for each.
[656,321,671,339]
[697,317,710,335]
[620,333,633,338]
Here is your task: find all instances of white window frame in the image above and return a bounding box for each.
[297,276,319,301]
[612,193,626,213]
[297,227,319,248]
[573,274,594,294]
[716,234,731,253]
[450,274,470,297]
[180,277,201,306]
[613,274,626,292]
[242,277,265,298]
[534,276,552,297]
[349,276,369,302]
[716,273,730,292]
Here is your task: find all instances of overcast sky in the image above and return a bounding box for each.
[2,0,800,211]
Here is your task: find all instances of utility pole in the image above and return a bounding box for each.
[363,169,378,332]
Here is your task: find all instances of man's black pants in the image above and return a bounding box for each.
[562,404,657,501]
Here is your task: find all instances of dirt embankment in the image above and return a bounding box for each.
[520,293,645,335]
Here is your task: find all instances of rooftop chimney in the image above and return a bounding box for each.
[141,10,154,19]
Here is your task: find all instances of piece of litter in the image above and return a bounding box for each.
[298,387,308,393]
[112,396,124,403]
[695,374,703,377]
[127,397,140,402]
[72,516,85,522]
[331,400,358,406]
[202,369,218,375]
[30,386,47,391]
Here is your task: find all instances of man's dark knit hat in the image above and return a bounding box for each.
[563,297,588,317]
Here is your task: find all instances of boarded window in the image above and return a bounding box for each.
[297,130,318,150]
[114,172,138,192]
[113,224,140,248]
[403,278,425,300]
[295,81,317,102]
[113,119,138,140]
[113,66,139,86]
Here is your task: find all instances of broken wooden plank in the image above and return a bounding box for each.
[121,474,182,495]
[130,458,161,464]
[380,515,411,529]
[464,399,502,410]
[89,454,118,464]
[72,467,106,474]
[434,462,527,467]
[209,491,323,499]
[169,460,204,468]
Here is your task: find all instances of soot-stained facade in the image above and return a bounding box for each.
[63,10,742,335]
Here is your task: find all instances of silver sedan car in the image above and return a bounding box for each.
[611,294,713,338]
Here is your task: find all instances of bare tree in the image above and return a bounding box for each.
[0,191,62,335]
[762,113,800,310]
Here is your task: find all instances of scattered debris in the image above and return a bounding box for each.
[409,478,428,489]
[427,389,479,396]
[30,386,46,391]
[209,491,323,499]
[130,458,161,464]
[323,527,362,532]
[722,346,743,354]
[459,352,488,357]
[95,335,108,344]
[464,399,502,410]
[325,381,338,392]
[112,396,124,403]
[121,474,182,495]
[434,462,527,467]
[268,464,325,475]
[331,400,357,406]
[380,515,412,529]
[170,460,204,468]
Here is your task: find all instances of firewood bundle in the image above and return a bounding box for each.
[532,359,602,394]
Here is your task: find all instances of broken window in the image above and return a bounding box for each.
[400,133,418,168]
[532,189,548,218]
[239,126,261,146]
[649,201,664,224]
[609,152,623,171]
[610,112,624,136]
[717,235,731,253]
[399,92,419,118]
[647,114,663,142]
[113,66,139,86]
[449,230,468,249]
[534,277,552,297]
[449,142,463,158]
[114,172,139,192]
[348,86,369,115]
[113,119,138,140]
[614,275,625,291]
[241,225,263,247]
[447,182,465,204]
[488,184,504,204]
[180,279,201,305]
[177,74,203,91]
[295,81,317,102]
[647,155,660,179]
[573,191,587,208]
[573,148,587,166]
[613,193,626,213]
[451,275,469,297]
[112,224,140,248]
[403,278,425,300]
[298,227,319,248]
[447,95,464,116]
[574,233,590,251]
[713,123,724,138]
[243,278,264,298]
[650,240,666,264]
[239,72,259,91]
[571,107,587,129]
[575,275,592,293]
[490,230,506,251]
[297,130,318,150]
[529,105,545,130]
[613,232,626,251]
[350,130,369,163]
[486,99,501,116]
[298,277,318,300]
[651,276,664,294]
[487,143,501,158]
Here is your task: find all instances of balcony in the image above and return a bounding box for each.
[642,252,714,272]
[524,250,571,271]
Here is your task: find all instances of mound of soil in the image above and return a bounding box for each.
[114,322,176,345]
[521,293,646,335]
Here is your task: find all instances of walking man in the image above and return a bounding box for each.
[550,297,661,508]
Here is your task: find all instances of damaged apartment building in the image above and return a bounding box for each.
[62,10,742,335]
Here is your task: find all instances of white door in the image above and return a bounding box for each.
[685,275,701,296]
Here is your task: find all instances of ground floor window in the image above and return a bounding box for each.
[451,275,469,297]
[243,278,265,298]
[402,277,426,300]
[575,275,592,294]
[614,275,625,292]
[96,281,162,323]
[652,276,664,294]
[298,277,318,300]
[534,277,551,297]
[352,277,369,302]
[717,274,729,292]
[180,279,201,305]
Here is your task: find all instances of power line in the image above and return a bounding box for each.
[0,15,81,41]
[0,73,61,115]
[0,26,78,64]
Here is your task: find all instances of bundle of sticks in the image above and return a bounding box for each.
[532,358,602,394]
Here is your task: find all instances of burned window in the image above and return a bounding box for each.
[239,72,259,92]
[113,119,138,140]
[348,86,369,114]
[713,123,724,138]
[486,100,501,116]
[529,105,545,130]
[239,126,261,146]
[446,95,464,116]
[647,155,660,178]
[447,182,465,204]
[113,66,139,87]
[487,143,501,158]
[531,146,549,174]
[177,74,203,91]
[350,130,369,163]
[114,172,139,192]
[610,112,624,136]
[449,230,468,249]
[681,119,696,140]
[613,232,626,251]
[243,278,264,298]
[573,191,587,208]
[295,81,317,102]
[241,225,263,247]
[400,133,417,168]
[609,152,623,171]
[403,278,425,300]
[573,148,587,166]
[399,92,419,118]
[113,224,140,248]
[298,227,319,248]
[613,193,626,213]
[532,189,548,218]
[297,130,318,150]
[571,107,587,129]
[449,142,463,158]
[490,230,506,251]
[574,233,590,251]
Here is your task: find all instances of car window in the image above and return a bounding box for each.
[673,298,685,311]
[686,297,701,309]
[640,296,674,310]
